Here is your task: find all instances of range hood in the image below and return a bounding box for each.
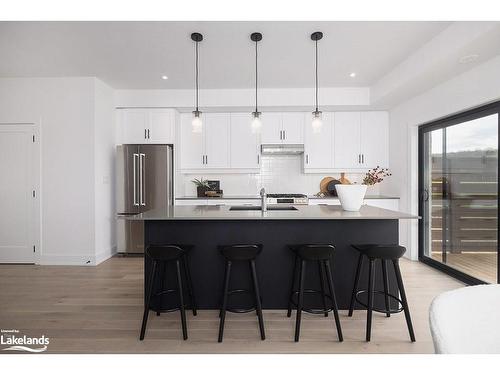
[260,144,304,155]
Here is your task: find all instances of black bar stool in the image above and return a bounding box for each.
[348,244,415,342]
[218,244,265,343]
[139,244,197,341]
[287,244,343,342]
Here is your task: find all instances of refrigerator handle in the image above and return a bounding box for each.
[133,153,139,206]
[139,153,146,206]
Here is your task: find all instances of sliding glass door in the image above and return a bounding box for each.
[419,103,499,284]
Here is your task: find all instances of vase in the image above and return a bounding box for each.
[335,184,367,211]
[197,186,208,198]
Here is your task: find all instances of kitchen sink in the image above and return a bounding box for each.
[229,206,298,211]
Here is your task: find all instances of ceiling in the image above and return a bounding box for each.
[0,21,451,89]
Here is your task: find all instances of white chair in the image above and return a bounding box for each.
[429,284,500,354]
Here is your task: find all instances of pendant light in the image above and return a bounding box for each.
[250,32,263,133]
[311,31,323,133]
[191,32,203,133]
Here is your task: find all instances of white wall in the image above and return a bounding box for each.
[0,77,116,265]
[93,79,116,264]
[383,54,500,260]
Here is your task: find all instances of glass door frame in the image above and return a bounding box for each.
[418,100,500,285]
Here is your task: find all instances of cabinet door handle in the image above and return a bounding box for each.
[144,129,147,140]
[358,154,361,164]
[202,155,204,165]
[283,130,286,140]
[257,154,260,164]
[205,155,208,165]
[361,154,364,164]
[147,129,150,139]
[306,154,309,164]
[279,130,282,140]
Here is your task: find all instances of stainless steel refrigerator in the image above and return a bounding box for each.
[116,144,173,253]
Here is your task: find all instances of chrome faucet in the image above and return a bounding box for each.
[260,188,267,212]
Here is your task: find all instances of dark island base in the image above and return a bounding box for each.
[144,219,399,310]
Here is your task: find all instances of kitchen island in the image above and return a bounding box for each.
[126,205,419,310]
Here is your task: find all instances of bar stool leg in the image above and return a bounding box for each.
[324,260,343,342]
[157,261,166,316]
[348,253,364,316]
[140,261,157,340]
[318,261,329,317]
[175,260,188,340]
[287,255,298,318]
[182,255,197,316]
[381,260,391,317]
[366,259,375,342]
[393,259,416,342]
[250,260,266,340]
[218,260,232,343]
[294,260,306,342]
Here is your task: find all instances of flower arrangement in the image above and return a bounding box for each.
[362,166,392,186]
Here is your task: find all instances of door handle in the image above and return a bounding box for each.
[279,130,282,140]
[421,189,430,202]
[147,129,150,139]
[283,130,286,140]
[133,153,139,206]
[139,153,145,206]
[306,154,309,164]
[361,154,364,164]
[144,129,147,140]
[205,155,208,165]
[358,154,361,164]
[257,154,260,164]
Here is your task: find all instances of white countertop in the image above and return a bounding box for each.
[124,204,418,221]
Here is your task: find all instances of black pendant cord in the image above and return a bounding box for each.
[195,40,199,112]
[315,39,319,113]
[255,39,258,114]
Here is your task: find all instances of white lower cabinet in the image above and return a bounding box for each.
[175,199,259,206]
[309,198,399,211]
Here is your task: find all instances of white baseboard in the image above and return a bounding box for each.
[39,245,117,266]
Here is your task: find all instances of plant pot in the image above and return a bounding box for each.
[335,184,367,211]
[197,186,208,198]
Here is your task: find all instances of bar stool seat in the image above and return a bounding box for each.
[139,244,197,341]
[348,244,415,342]
[287,244,343,342]
[217,244,265,342]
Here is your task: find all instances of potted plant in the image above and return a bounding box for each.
[192,178,211,198]
[335,167,391,211]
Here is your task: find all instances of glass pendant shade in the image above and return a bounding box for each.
[251,112,262,134]
[192,111,203,133]
[312,111,323,133]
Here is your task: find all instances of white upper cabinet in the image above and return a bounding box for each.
[149,109,175,144]
[180,113,204,169]
[117,108,176,144]
[360,112,389,168]
[179,113,230,171]
[204,113,230,168]
[334,112,362,169]
[230,113,260,169]
[281,112,304,144]
[304,112,334,170]
[260,112,304,144]
[260,112,282,144]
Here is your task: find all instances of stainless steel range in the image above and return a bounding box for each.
[266,193,308,205]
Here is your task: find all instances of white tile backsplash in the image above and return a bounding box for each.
[179,154,380,196]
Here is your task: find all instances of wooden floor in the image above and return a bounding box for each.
[431,251,497,283]
[0,257,463,354]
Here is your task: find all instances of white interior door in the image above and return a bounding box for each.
[0,124,37,263]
